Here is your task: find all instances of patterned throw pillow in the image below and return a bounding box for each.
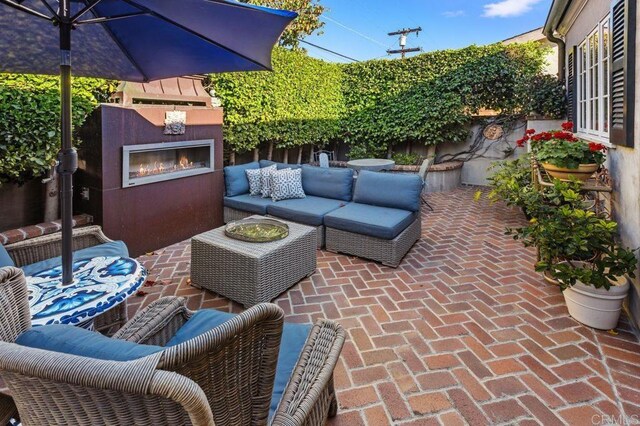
[260,164,278,198]
[245,168,262,196]
[271,168,306,202]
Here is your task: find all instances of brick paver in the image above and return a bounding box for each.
[131,186,640,425]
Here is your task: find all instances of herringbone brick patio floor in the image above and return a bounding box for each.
[131,186,640,425]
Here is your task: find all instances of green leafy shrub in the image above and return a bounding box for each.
[0,74,115,185]
[392,152,421,165]
[507,179,637,290]
[525,75,567,118]
[486,153,533,209]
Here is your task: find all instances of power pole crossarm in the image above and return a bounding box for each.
[387,27,422,59]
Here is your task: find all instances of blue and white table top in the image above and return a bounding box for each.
[26,256,147,327]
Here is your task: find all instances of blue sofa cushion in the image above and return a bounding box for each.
[324,202,416,240]
[16,324,164,361]
[0,244,14,268]
[224,162,260,197]
[267,196,346,226]
[164,309,311,418]
[259,160,302,170]
[21,240,129,276]
[353,170,423,212]
[224,194,276,215]
[301,165,354,202]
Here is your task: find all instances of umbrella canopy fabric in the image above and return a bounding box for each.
[0,0,296,81]
[0,0,295,284]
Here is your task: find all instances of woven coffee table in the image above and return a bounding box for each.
[191,216,317,307]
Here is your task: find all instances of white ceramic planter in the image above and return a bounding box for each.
[563,275,630,330]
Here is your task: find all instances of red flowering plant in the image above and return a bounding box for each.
[517,122,606,169]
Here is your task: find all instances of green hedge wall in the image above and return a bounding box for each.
[210,42,562,158]
[0,74,115,184]
[208,48,344,154]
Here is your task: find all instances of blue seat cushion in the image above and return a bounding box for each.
[21,240,129,276]
[267,196,347,226]
[224,194,277,215]
[324,202,416,240]
[354,170,423,212]
[16,324,163,361]
[259,160,302,170]
[224,161,260,197]
[165,309,311,418]
[0,244,14,268]
[301,165,354,202]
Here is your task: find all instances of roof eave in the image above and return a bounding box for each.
[543,0,572,37]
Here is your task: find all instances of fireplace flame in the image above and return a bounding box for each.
[134,155,200,178]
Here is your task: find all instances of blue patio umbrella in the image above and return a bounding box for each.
[0,0,296,284]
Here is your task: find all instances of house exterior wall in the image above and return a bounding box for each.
[561,0,640,330]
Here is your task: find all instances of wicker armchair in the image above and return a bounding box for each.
[114,296,346,426]
[0,267,29,425]
[4,225,128,333]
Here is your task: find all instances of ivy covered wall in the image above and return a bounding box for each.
[209,42,565,160]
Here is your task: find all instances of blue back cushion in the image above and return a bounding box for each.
[259,160,302,170]
[353,171,423,212]
[164,309,311,417]
[21,240,129,276]
[301,165,354,201]
[16,324,163,361]
[224,161,260,196]
[0,244,14,268]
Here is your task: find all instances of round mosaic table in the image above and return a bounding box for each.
[347,158,395,173]
[26,256,147,329]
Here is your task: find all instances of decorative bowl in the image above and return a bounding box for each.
[224,217,289,243]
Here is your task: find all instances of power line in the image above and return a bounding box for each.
[322,15,389,49]
[298,39,360,62]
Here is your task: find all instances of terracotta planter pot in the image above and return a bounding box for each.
[562,271,629,330]
[541,162,598,182]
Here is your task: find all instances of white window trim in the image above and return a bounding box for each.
[576,15,611,146]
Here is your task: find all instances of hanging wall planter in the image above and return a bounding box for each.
[540,162,599,182]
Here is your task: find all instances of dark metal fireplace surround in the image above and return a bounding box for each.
[76,76,224,256]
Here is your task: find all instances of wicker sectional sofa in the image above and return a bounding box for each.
[223,161,423,267]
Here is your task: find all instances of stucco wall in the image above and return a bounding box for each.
[563,0,640,330]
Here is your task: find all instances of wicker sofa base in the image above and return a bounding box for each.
[325,216,421,268]
[224,206,325,248]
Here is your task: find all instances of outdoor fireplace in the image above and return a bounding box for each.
[76,76,224,256]
[123,140,214,188]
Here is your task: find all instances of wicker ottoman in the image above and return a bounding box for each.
[191,217,317,307]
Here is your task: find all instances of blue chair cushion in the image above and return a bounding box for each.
[224,161,260,197]
[164,309,311,418]
[259,160,302,170]
[301,165,354,202]
[224,194,277,215]
[16,324,164,361]
[267,196,347,226]
[21,240,129,276]
[324,202,416,240]
[353,170,423,212]
[0,244,14,268]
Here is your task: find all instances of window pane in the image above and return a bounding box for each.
[604,98,609,133]
[594,99,599,131]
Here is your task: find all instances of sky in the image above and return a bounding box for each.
[303,0,554,63]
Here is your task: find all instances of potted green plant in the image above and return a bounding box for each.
[517,122,607,182]
[510,183,637,329]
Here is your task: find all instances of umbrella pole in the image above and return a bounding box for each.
[58,1,76,285]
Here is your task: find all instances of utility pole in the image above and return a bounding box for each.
[387,27,422,59]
